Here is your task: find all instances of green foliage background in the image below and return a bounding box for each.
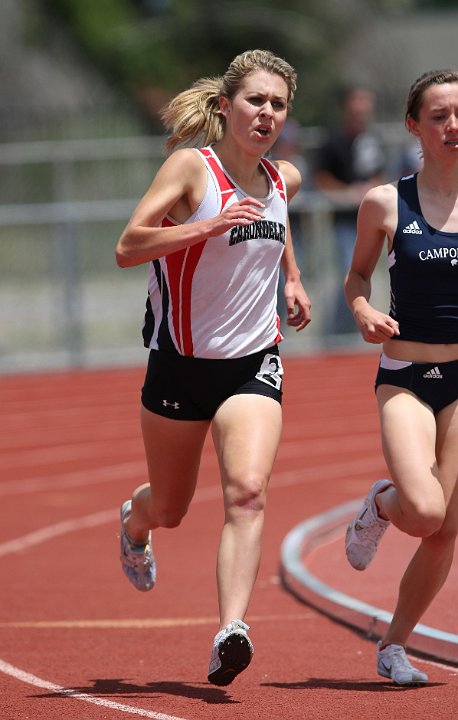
[40,0,455,127]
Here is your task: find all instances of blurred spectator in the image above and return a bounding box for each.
[271,118,308,326]
[313,86,386,336]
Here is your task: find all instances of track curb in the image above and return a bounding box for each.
[280,499,458,665]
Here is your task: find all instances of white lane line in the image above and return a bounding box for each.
[0,454,382,497]
[0,461,147,496]
[0,659,185,720]
[0,505,192,718]
[0,455,382,558]
[0,479,312,717]
[421,659,458,675]
[0,509,117,557]
[0,613,313,718]
[0,457,382,559]
[0,612,312,630]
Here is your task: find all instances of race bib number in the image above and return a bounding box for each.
[256,353,284,391]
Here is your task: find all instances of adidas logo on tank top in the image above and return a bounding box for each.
[402,220,422,234]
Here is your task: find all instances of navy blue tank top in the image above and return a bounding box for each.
[389,174,458,343]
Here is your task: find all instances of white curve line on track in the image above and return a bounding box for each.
[0,457,382,557]
[0,509,118,557]
[6,458,451,711]
[0,454,382,497]
[0,506,199,717]
[0,659,186,720]
[425,660,458,675]
[0,613,312,630]
[0,489,221,557]
[0,483,309,716]
[0,461,147,496]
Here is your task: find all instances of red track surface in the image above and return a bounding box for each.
[1,352,457,720]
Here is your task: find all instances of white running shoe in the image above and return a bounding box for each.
[377,642,428,685]
[208,619,254,686]
[119,500,156,592]
[345,479,392,570]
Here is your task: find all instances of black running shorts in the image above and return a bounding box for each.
[375,354,458,413]
[141,345,283,420]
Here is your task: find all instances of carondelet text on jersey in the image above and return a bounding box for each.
[229,220,286,246]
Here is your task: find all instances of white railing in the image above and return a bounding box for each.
[0,131,404,372]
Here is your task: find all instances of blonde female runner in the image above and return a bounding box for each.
[115,49,311,686]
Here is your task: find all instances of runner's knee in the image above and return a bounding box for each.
[224,475,267,516]
[403,500,446,537]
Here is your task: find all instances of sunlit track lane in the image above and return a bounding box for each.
[1,352,457,720]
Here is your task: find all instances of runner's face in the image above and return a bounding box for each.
[220,71,289,153]
[408,82,458,160]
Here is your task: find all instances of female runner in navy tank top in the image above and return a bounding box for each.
[344,69,458,686]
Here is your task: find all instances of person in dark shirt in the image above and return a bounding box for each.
[344,69,458,686]
[314,86,385,335]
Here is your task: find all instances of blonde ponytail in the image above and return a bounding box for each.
[160,77,225,153]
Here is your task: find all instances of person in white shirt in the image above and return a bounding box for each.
[115,48,311,686]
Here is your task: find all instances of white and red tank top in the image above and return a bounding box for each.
[142,145,288,358]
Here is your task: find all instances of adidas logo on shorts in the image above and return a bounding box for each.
[423,366,443,379]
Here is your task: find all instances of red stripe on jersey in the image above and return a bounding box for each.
[178,242,206,355]
[198,148,236,211]
[163,214,207,356]
[164,150,237,356]
[164,249,184,354]
[161,218,184,352]
[274,312,283,345]
[260,158,287,203]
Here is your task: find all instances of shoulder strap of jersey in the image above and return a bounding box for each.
[198,147,236,210]
[397,173,421,215]
[260,157,287,203]
[393,173,422,248]
[198,148,287,206]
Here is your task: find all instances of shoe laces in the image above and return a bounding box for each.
[385,645,414,672]
[122,534,152,570]
[227,619,249,633]
[355,514,387,544]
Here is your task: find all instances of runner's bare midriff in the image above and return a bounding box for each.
[383,338,458,363]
